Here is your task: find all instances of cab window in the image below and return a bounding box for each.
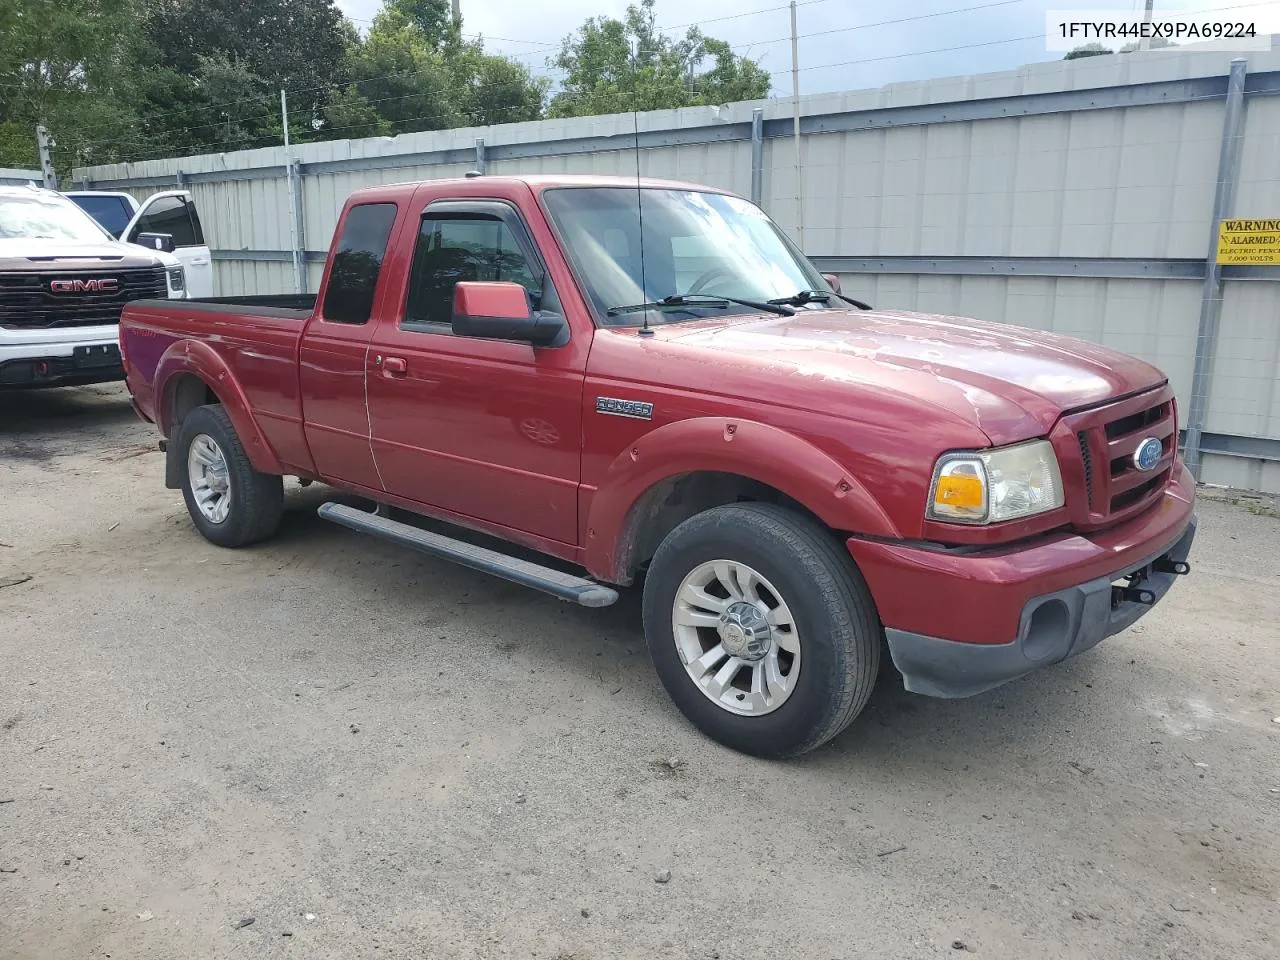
[402,214,555,329]
[321,202,399,325]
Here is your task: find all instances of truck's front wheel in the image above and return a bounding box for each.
[642,503,881,758]
[176,404,283,548]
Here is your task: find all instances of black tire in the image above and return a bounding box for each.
[642,503,881,758]
[176,403,283,548]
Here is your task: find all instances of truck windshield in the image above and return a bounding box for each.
[0,194,112,242]
[541,187,829,325]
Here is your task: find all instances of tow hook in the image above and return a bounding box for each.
[1113,585,1157,606]
[1153,557,1191,575]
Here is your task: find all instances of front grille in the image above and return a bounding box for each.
[0,266,167,330]
[1062,388,1176,529]
[1105,401,1170,441]
[1077,431,1095,510]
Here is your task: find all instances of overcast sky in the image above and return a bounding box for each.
[334,0,1274,95]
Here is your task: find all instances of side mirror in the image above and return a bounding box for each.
[821,272,842,294]
[136,231,175,253]
[451,281,565,346]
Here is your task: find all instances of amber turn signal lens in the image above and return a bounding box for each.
[934,473,984,509]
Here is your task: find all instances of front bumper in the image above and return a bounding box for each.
[0,326,124,388]
[848,463,1197,698]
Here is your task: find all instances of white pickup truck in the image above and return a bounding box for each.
[0,185,188,389]
[64,189,214,298]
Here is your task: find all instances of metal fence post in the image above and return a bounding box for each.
[1184,58,1248,480]
[175,169,185,189]
[474,138,486,174]
[36,124,57,189]
[288,160,307,293]
[750,108,764,207]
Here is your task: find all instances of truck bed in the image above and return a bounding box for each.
[120,297,316,472]
[156,294,317,318]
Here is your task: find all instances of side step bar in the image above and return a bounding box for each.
[317,501,619,608]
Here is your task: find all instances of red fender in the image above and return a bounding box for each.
[584,417,900,582]
[153,339,284,476]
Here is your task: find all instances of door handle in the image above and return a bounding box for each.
[380,356,408,377]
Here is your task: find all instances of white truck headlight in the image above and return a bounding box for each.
[166,265,186,296]
[927,439,1064,524]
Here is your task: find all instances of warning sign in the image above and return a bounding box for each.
[1217,218,1280,264]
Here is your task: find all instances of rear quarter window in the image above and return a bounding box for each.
[321,202,399,325]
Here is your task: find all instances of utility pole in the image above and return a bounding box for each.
[282,89,304,294]
[451,0,460,25]
[790,0,804,251]
[36,124,57,189]
[281,88,291,150]
[1138,0,1155,51]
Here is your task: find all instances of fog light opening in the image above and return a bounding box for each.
[1023,599,1070,662]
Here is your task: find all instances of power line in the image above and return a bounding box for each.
[769,32,1045,75]
[723,0,1028,50]
[658,0,836,34]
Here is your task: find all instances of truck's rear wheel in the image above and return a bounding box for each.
[642,503,881,758]
[176,404,283,548]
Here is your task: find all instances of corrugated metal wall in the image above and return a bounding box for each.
[76,48,1280,492]
[0,167,41,185]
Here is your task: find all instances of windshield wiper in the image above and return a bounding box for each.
[607,292,795,318]
[768,289,830,307]
[770,288,874,311]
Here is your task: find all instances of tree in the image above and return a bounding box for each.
[143,0,347,96]
[321,1,545,137]
[448,41,548,126]
[0,0,142,168]
[329,6,462,135]
[1064,43,1113,59]
[549,0,770,117]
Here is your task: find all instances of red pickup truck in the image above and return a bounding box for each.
[120,175,1195,757]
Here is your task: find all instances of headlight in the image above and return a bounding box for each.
[927,439,1064,524]
[166,265,185,295]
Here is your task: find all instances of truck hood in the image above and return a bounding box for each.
[0,236,171,270]
[657,307,1166,444]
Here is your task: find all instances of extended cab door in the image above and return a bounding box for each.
[123,191,213,298]
[298,200,401,493]
[364,185,589,547]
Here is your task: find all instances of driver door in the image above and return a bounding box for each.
[365,192,588,547]
[123,192,214,298]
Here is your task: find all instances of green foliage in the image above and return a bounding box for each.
[1063,43,1113,60]
[0,0,141,167]
[0,0,758,174]
[549,0,770,117]
[333,6,461,134]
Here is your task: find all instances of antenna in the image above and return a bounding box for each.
[633,105,653,338]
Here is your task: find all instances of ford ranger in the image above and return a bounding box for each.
[118,175,1196,757]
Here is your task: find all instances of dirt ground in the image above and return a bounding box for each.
[1,383,1278,960]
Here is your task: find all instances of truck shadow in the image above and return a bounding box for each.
[0,384,137,461]
[263,486,1115,773]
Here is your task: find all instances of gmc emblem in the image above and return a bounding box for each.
[50,278,119,293]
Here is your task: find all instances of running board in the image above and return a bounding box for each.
[316,502,619,608]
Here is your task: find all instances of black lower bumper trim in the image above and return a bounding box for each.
[0,348,124,389]
[886,515,1198,699]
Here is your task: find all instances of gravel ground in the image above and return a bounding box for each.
[2,384,1278,960]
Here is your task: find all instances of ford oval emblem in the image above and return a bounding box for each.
[1133,437,1163,472]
